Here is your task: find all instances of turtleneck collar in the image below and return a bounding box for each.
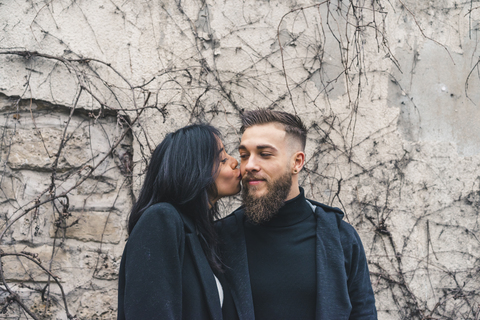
[255,187,313,227]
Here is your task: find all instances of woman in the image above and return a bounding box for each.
[117,124,241,320]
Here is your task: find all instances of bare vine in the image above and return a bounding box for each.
[0,0,479,319]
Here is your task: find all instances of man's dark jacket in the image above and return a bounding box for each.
[117,203,230,320]
[216,199,377,320]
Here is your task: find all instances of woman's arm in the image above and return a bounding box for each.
[121,203,185,319]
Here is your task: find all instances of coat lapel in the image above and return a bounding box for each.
[180,214,223,320]
[221,201,353,320]
[219,211,255,320]
[312,203,351,319]
[185,234,223,320]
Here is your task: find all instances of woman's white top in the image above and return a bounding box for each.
[214,274,224,307]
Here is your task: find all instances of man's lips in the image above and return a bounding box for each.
[243,176,266,185]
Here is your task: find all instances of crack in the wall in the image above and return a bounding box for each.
[0,0,479,319]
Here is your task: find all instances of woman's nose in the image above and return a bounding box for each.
[231,157,239,169]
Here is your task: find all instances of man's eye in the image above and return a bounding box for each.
[239,154,248,159]
[260,153,271,157]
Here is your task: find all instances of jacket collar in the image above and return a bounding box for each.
[219,210,255,320]
[179,212,224,320]
[309,201,350,319]
[221,199,349,320]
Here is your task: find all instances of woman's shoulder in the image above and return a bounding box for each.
[144,202,179,214]
[125,203,187,266]
[134,202,184,233]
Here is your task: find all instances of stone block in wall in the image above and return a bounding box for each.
[1,244,68,282]
[6,202,53,245]
[0,169,17,196]
[92,251,121,280]
[66,184,132,212]
[75,177,117,195]
[0,289,49,319]
[50,210,123,244]
[6,126,102,171]
[1,95,132,175]
[76,289,117,320]
[0,169,120,217]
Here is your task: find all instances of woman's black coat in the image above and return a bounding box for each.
[117,203,230,320]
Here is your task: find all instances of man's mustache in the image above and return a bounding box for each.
[242,173,267,182]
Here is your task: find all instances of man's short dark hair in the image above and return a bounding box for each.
[241,109,307,151]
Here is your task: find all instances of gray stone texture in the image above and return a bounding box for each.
[0,0,479,319]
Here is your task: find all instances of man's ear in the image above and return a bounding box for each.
[291,151,305,175]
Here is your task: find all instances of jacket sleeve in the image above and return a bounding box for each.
[342,223,378,320]
[121,204,185,319]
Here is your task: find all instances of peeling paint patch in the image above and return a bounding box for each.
[391,42,480,156]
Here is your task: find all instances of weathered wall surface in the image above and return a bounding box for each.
[0,0,479,319]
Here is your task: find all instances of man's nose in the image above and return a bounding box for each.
[244,155,260,172]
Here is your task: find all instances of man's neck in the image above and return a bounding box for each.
[285,183,301,201]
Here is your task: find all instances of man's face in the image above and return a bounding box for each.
[239,123,292,199]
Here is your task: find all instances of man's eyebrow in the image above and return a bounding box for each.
[238,144,277,151]
[256,145,276,150]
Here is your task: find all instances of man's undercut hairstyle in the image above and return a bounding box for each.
[241,109,307,151]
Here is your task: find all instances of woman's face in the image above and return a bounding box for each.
[212,142,241,204]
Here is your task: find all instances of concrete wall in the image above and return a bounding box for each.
[0,0,479,318]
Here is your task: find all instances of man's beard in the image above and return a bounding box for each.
[242,171,292,224]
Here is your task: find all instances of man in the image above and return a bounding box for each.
[217,109,377,320]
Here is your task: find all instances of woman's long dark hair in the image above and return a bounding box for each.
[128,124,223,272]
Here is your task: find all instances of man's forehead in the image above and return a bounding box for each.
[240,123,286,148]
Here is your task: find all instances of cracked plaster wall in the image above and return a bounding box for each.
[0,0,479,319]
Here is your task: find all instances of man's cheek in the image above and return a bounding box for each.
[240,166,248,176]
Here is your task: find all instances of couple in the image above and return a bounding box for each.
[117,109,377,320]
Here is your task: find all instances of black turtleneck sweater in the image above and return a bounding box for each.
[244,188,317,320]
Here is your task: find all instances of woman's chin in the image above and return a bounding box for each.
[234,183,242,195]
[223,185,242,198]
